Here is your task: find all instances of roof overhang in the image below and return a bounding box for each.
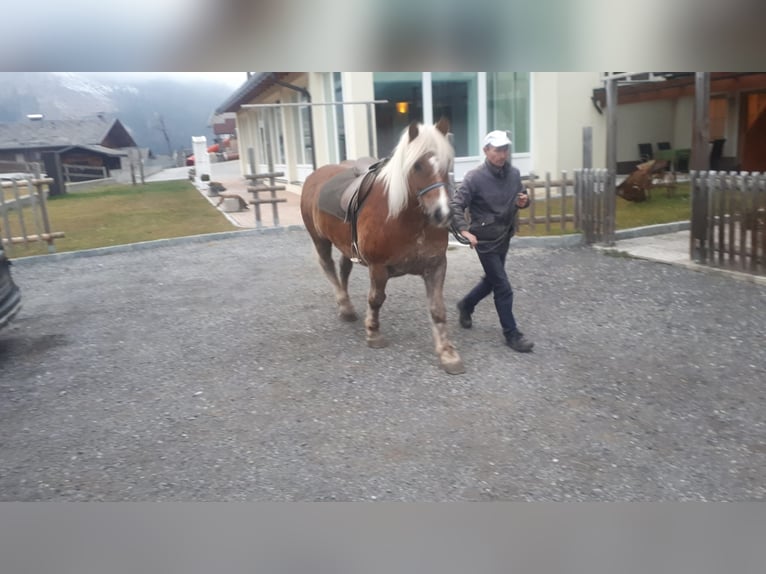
[592,72,766,106]
[215,72,295,114]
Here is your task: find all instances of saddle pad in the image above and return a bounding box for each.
[317,167,359,220]
[317,158,380,221]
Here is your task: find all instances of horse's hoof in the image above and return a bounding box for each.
[339,310,358,322]
[366,335,388,348]
[441,357,465,375]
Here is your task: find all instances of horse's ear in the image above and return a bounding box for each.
[435,116,450,136]
[408,121,420,142]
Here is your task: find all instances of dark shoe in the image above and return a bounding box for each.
[506,332,534,353]
[456,300,472,329]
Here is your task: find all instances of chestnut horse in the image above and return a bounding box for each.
[300,119,464,374]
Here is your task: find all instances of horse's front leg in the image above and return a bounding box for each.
[365,264,389,348]
[423,257,465,375]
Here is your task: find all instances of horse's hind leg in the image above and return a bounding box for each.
[423,257,465,375]
[312,238,357,321]
[338,255,358,321]
[365,265,389,348]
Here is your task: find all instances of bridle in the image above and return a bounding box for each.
[416,181,447,197]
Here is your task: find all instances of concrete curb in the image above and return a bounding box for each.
[614,220,690,240]
[11,225,306,267]
[7,220,700,268]
[595,244,766,287]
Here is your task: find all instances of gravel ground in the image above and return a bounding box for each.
[1,229,765,501]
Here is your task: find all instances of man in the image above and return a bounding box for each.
[449,130,534,353]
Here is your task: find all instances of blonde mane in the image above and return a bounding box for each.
[378,123,454,218]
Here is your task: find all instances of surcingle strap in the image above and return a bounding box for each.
[348,168,377,263]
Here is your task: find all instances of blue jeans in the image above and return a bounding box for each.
[461,248,518,339]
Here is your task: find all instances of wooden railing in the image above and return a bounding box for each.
[0,177,64,254]
[517,172,577,235]
[245,171,287,227]
[467,169,615,244]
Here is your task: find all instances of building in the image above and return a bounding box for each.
[216,72,766,184]
[0,115,137,181]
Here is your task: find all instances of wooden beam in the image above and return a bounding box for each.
[592,73,766,106]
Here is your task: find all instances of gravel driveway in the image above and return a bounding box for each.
[1,229,764,501]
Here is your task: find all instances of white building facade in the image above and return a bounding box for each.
[216,72,764,185]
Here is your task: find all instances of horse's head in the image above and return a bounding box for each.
[380,117,454,227]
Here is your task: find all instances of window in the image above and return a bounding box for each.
[487,73,530,153]
[373,72,423,157]
[256,107,285,168]
[431,72,478,157]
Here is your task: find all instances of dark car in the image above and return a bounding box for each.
[0,244,22,330]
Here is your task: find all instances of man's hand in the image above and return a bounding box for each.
[460,230,478,249]
[515,192,530,208]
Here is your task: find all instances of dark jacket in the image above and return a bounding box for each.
[450,160,525,252]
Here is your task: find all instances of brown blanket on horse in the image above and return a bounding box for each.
[317,157,382,221]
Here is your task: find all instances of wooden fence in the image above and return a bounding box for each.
[517,172,577,235]
[513,169,615,244]
[690,170,766,275]
[0,176,63,254]
[62,164,108,182]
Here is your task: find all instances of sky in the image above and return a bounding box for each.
[84,72,249,89]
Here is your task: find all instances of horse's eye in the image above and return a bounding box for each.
[413,161,422,172]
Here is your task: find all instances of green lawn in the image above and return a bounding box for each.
[4,180,239,258]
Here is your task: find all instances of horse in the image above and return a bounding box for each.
[300,118,465,375]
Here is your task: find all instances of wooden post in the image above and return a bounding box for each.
[604,79,617,245]
[544,172,552,235]
[582,126,593,169]
[690,73,711,261]
[366,102,376,159]
[248,147,256,176]
[35,179,56,253]
[560,171,567,232]
[41,152,65,196]
[137,148,145,184]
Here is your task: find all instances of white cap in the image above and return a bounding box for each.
[483,130,512,149]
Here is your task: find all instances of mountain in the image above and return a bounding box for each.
[0,72,237,155]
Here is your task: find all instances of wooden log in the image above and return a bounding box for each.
[517,215,575,225]
[1,177,53,189]
[248,185,286,193]
[245,172,285,180]
[524,179,574,189]
[2,232,66,245]
[249,198,287,205]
